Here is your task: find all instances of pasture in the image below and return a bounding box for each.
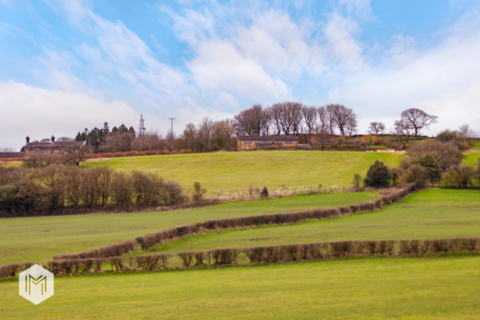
[143,189,480,254]
[84,151,403,191]
[0,191,379,265]
[1,256,479,319]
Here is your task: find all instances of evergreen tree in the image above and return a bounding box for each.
[419,154,442,183]
[364,161,390,188]
[103,122,109,135]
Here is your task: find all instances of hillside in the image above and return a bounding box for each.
[84,151,403,192]
[0,191,379,265]
[145,189,480,255]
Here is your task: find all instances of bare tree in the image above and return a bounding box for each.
[64,142,89,166]
[458,124,479,148]
[0,147,16,152]
[393,119,415,150]
[317,106,331,151]
[132,131,165,151]
[301,106,317,134]
[286,102,303,135]
[368,122,386,135]
[181,123,197,151]
[400,108,438,136]
[326,104,358,136]
[269,103,284,135]
[100,131,134,152]
[234,104,270,135]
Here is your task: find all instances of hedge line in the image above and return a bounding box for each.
[51,183,416,260]
[3,237,478,278]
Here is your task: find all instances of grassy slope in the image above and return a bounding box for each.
[2,256,480,319]
[148,189,480,254]
[0,191,379,265]
[84,151,402,191]
[464,152,480,165]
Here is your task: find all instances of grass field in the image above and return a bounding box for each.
[464,152,480,165]
[84,151,403,191]
[0,191,379,265]
[2,256,480,319]
[143,189,480,254]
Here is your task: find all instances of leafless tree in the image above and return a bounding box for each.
[317,106,332,151]
[368,122,386,135]
[268,102,303,135]
[400,108,438,136]
[458,124,479,148]
[64,142,89,166]
[234,104,270,136]
[269,103,284,135]
[57,137,74,142]
[301,106,317,134]
[100,131,134,152]
[0,147,16,152]
[132,131,165,151]
[393,119,415,150]
[165,131,176,151]
[181,123,197,151]
[326,104,358,136]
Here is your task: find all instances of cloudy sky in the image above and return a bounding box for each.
[1,0,480,149]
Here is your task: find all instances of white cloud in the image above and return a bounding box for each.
[337,0,372,17]
[390,35,416,65]
[329,14,480,134]
[0,81,155,149]
[323,14,364,68]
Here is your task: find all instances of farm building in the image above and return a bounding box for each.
[237,135,299,151]
[22,136,84,156]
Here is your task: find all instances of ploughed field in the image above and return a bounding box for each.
[83,151,403,191]
[0,191,379,265]
[143,189,480,255]
[2,256,479,319]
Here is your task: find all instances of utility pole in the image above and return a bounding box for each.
[168,118,176,136]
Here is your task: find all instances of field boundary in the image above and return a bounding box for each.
[50,183,416,260]
[2,236,477,278]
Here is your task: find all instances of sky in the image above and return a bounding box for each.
[1,0,480,149]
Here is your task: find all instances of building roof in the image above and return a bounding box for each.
[24,141,81,149]
[0,152,25,158]
[238,135,298,141]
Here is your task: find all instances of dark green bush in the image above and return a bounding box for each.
[363,161,390,188]
[260,186,269,198]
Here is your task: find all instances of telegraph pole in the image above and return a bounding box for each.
[168,118,176,135]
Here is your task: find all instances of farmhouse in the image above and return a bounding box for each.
[22,136,83,156]
[237,135,299,151]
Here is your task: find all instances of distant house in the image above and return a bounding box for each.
[22,136,84,156]
[0,152,25,159]
[237,135,299,151]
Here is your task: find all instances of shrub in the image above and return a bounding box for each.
[131,171,164,207]
[400,165,428,189]
[402,140,464,171]
[111,172,133,210]
[352,173,362,188]
[192,181,207,201]
[441,164,476,188]
[163,181,185,205]
[418,154,442,184]
[389,168,401,186]
[260,186,269,198]
[364,161,390,188]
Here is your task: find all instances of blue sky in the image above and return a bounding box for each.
[1,0,480,148]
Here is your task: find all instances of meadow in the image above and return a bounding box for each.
[0,191,379,265]
[142,189,480,254]
[1,256,479,319]
[84,151,403,192]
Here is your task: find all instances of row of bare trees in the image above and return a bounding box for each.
[0,165,188,214]
[234,103,358,137]
[175,118,236,152]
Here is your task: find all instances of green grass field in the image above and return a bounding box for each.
[2,256,480,319]
[464,152,480,165]
[84,151,403,191]
[143,189,480,254]
[0,191,379,265]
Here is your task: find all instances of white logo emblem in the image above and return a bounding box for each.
[19,264,54,305]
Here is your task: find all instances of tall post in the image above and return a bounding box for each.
[169,118,176,136]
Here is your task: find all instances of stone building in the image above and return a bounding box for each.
[22,136,83,156]
[237,135,299,151]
